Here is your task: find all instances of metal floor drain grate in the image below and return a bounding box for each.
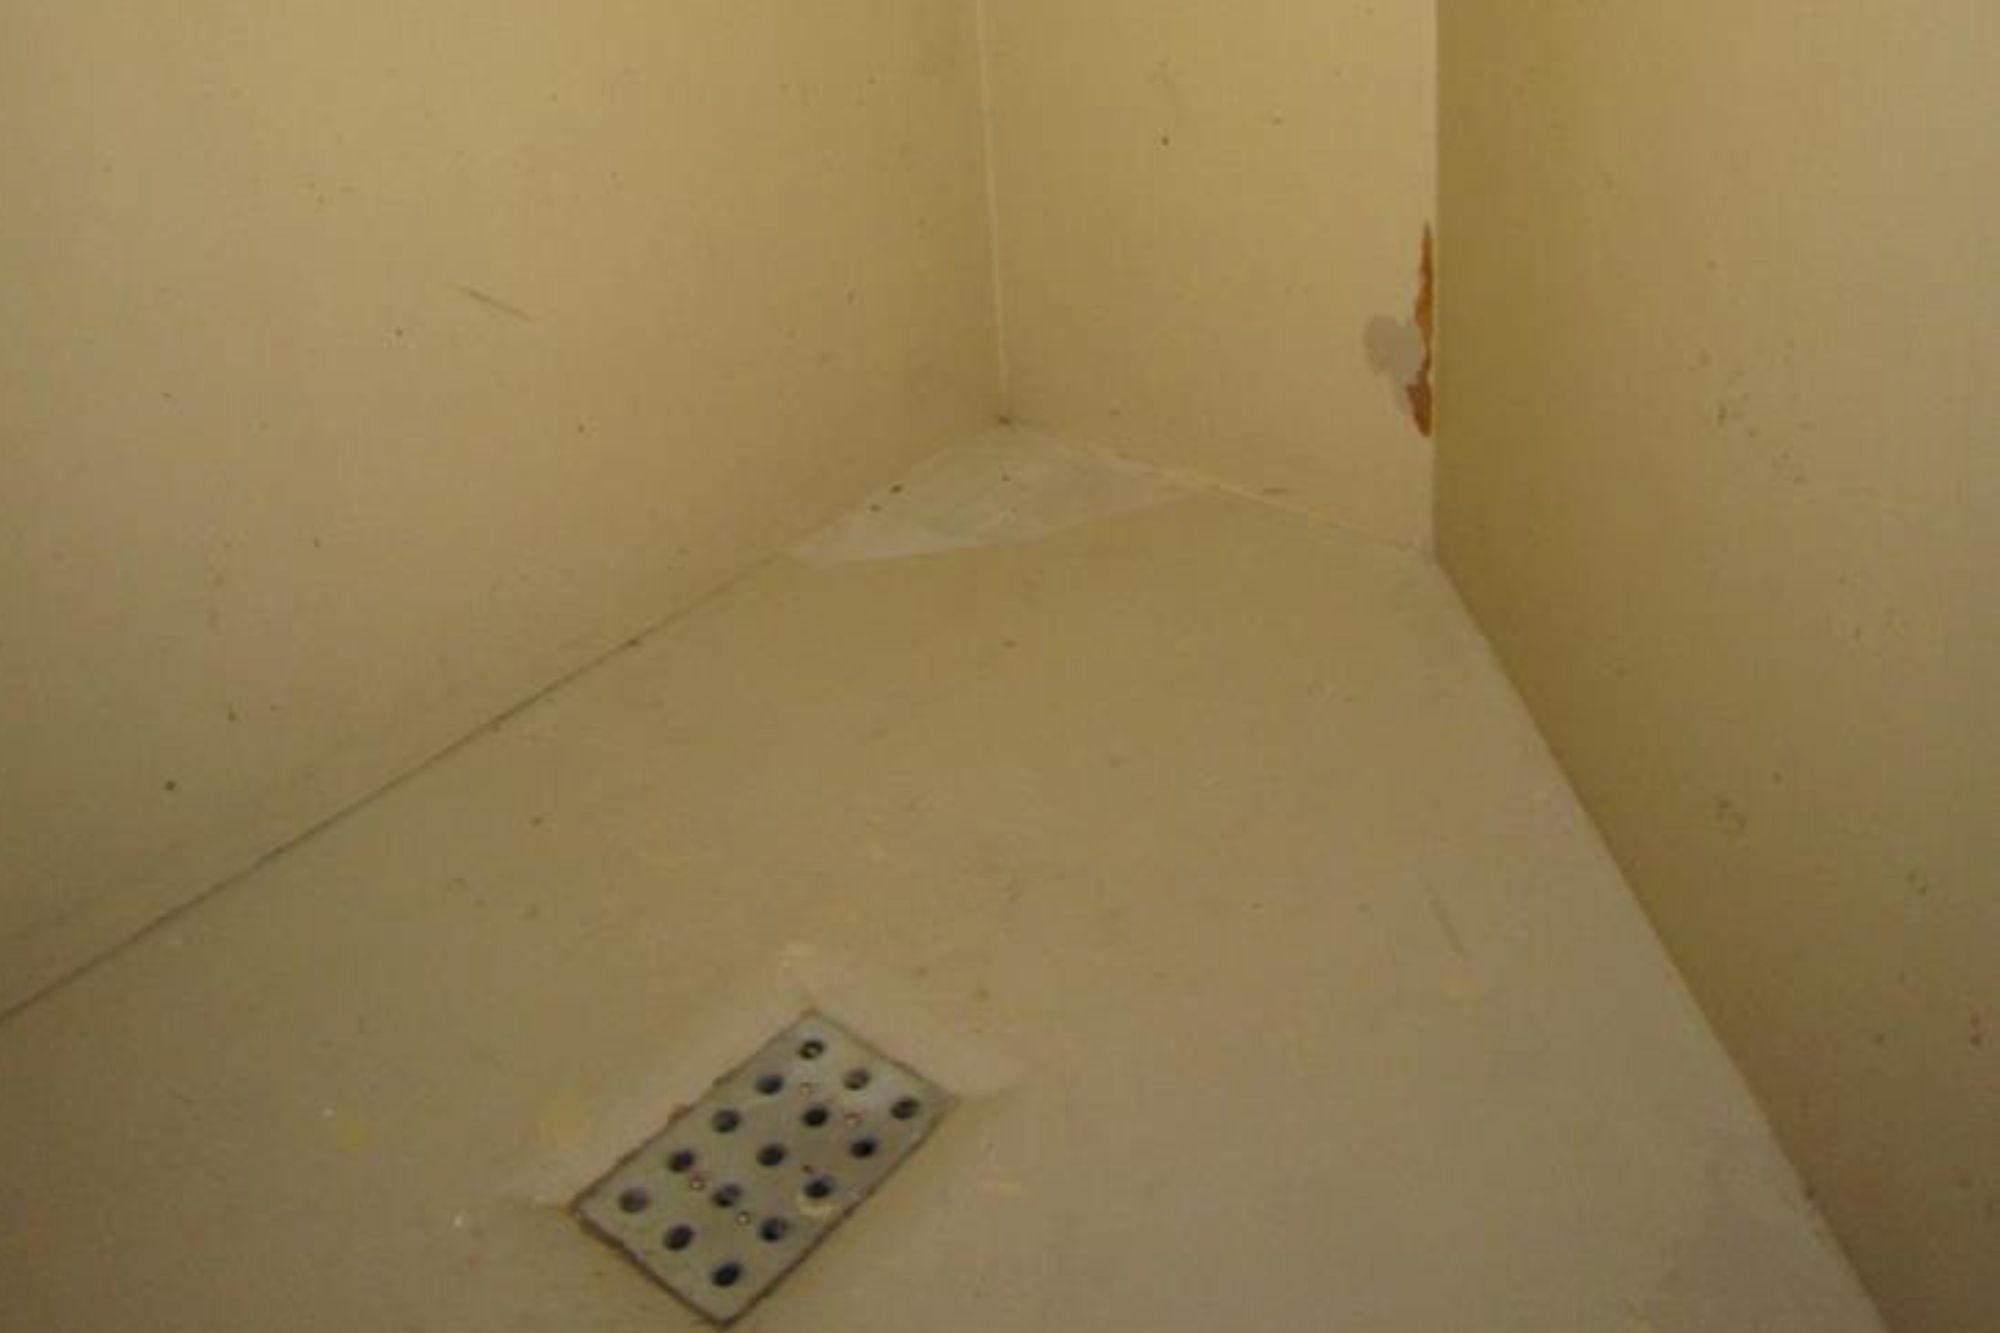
[573,1012,952,1325]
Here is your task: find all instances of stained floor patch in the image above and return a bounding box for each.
[792,427,1190,565]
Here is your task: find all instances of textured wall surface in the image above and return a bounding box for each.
[0,0,1000,1011]
[986,0,1438,547]
[1439,5,1999,1329]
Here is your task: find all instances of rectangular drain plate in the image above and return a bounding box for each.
[574,1012,953,1325]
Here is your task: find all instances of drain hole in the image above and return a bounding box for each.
[892,1097,922,1120]
[618,1188,652,1214]
[804,1176,837,1201]
[850,1137,880,1160]
[801,1104,831,1128]
[755,1073,785,1096]
[759,1217,792,1243]
[710,1108,742,1134]
[664,1225,696,1252]
[712,1262,745,1289]
[667,1150,697,1174]
[712,1184,744,1209]
[843,1068,873,1091]
[757,1144,789,1168]
[799,1039,827,1060]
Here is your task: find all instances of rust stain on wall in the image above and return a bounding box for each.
[1408,227,1436,437]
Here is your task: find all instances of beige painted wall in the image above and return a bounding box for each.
[1438,5,1999,1329]
[0,0,999,1014]
[985,0,1436,547]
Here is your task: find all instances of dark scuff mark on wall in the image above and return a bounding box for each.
[454,285,536,323]
[1714,795,1750,838]
[1408,226,1435,437]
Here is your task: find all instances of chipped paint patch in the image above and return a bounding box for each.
[1409,227,1436,436]
[1363,226,1437,439]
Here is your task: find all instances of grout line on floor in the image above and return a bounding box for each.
[0,552,789,1031]
[1184,469,1429,558]
[1423,555,1886,1322]
[5,429,1412,1030]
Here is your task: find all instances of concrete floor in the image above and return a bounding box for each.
[0,435,1882,1332]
